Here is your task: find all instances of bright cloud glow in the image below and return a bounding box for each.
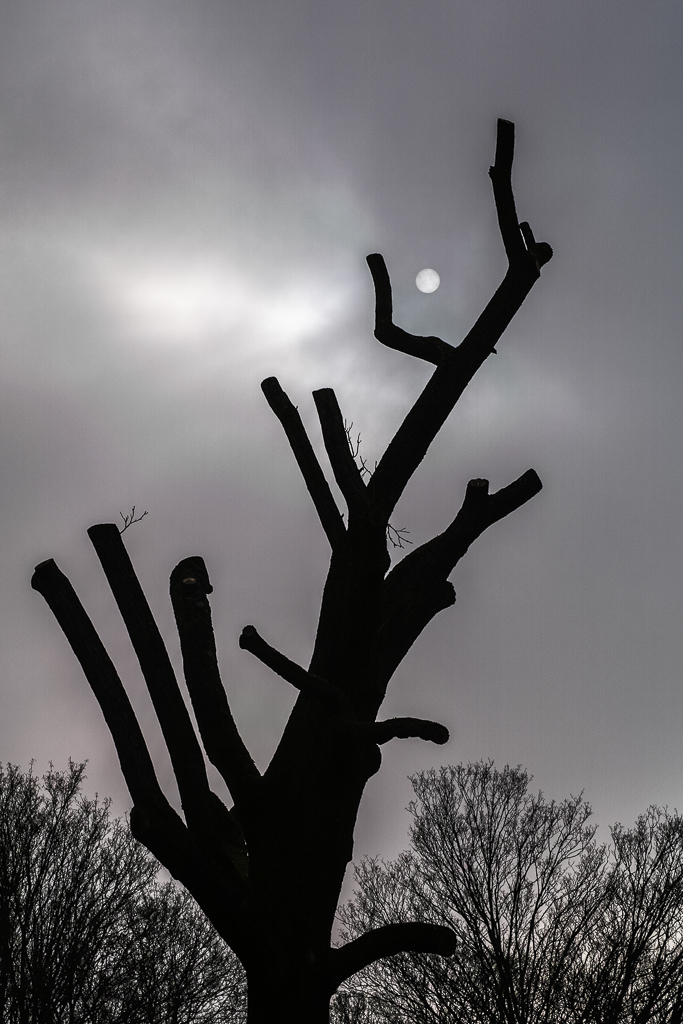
[111,264,244,341]
[89,250,353,353]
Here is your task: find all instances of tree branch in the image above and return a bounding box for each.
[488,117,526,264]
[312,388,371,518]
[327,922,457,991]
[381,470,541,616]
[261,377,346,549]
[367,717,449,745]
[127,799,263,970]
[373,471,542,690]
[31,558,252,894]
[87,524,213,824]
[31,558,275,971]
[239,625,353,716]
[367,119,552,520]
[366,253,454,366]
[30,559,165,809]
[169,558,261,808]
[439,469,542,568]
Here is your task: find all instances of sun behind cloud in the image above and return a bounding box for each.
[416,268,440,293]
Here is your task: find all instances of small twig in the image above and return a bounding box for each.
[313,389,369,517]
[344,423,410,548]
[344,420,361,461]
[119,507,148,534]
[386,524,412,549]
[344,421,372,479]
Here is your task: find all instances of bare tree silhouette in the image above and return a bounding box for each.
[31,119,552,1024]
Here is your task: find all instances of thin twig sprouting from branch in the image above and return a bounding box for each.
[344,420,373,479]
[386,524,412,549]
[119,507,148,534]
[344,422,411,549]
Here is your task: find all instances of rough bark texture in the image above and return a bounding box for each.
[31,120,552,1024]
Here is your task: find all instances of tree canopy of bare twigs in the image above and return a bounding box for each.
[336,761,683,1024]
[0,761,246,1023]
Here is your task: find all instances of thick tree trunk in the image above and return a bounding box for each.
[245,966,330,1024]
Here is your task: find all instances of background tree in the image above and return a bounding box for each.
[0,761,246,1023]
[337,761,683,1024]
[563,805,683,1024]
[31,118,552,1023]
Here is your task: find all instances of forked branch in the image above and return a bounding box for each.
[375,470,542,686]
[32,551,258,950]
[439,469,542,568]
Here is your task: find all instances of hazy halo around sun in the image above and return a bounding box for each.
[416,268,440,293]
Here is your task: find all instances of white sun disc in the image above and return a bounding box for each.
[416,268,440,293]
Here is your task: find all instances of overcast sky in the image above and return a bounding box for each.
[1,0,683,895]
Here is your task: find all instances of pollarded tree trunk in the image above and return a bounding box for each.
[31,119,552,1024]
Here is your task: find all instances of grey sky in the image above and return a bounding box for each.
[1,0,682,892]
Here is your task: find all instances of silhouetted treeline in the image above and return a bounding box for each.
[336,761,683,1024]
[0,762,246,1023]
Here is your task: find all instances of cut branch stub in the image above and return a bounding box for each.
[30,558,164,810]
[170,558,261,807]
[261,377,346,550]
[488,121,553,272]
[374,469,542,689]
[366,253,454,366]
[488,117,526,264]
[239,625,354,716]
[326,922,457,991]
[367,717,449,746]
[87,524,212,825]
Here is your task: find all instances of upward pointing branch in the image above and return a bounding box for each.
[170,559,261,808]
[367,253,454,366]
[87,524,213,826]
[313,388,370,519]
[375,470,543,686]
[30,558,165,810]
[488,118,527,263]
[261,377,346,549]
